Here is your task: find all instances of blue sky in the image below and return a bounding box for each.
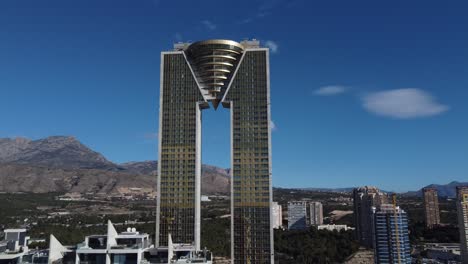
[0,0,467,191]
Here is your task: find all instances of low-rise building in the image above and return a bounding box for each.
[49,221,213,264]
[318,224,354,232]
[0,228,29,263]
[423,243,461,263]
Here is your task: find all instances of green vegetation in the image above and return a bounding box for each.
[201,218,230,257]
[274,227,359,263]
[1,191,462,263]
[409,222,459,244]
[0,192,65,227]
[399,195,460,245]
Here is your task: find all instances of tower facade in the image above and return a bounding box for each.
[353,186,388,248]
[309,202,323,226]
[456,186,468,263]
[372,204,411,264]
[272,202,282,229]
[422,187,440,228]
[157,39,273,263]
[287,201,308,230]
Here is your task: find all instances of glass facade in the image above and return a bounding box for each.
[353,187,388,248]
[224,50,272,264]
[157,53,204,246]
[157,41,272,263]
[373,208,411,264]
[287,202,308,230]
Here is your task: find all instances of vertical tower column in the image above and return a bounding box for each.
[156,51,205,247]
[457,187,468,263]
[223,49,273,264]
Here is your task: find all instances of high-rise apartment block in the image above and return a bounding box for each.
[372,204,411,264]
[157,39,273,263]
[457,186,468,263]
[423,187,440,228]
[288,201,308,230]
[287,201,323,229]
[353,186,388,248]
[309,201,324,226]
[272,202,283,229]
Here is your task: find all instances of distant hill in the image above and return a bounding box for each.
[1,136,465,197]
[0,136,230,195]
[0,136,115,170]
[118,161,230,194]
[299,182,468,198]
[402,181,468,198]
[300,187,355,193]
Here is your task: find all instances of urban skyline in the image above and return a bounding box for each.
[1,0,468,192]
[1,1,468,263]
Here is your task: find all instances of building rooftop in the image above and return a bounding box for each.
[3,229,27,233]
[169,39,265,109]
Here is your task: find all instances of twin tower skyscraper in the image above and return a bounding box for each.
[156,40,273,263]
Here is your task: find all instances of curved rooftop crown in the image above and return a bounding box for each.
[186,39,245,109]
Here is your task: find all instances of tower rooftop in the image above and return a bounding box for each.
[172,39,262,109]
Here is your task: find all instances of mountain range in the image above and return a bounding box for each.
[0,136,229,194]
[401,181,468,198]
[0,136,465,197]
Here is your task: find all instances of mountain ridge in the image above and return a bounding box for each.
[0,136,465,196]
[0,136,230,194]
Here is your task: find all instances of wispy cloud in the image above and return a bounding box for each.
[237,0,281,24]
[259,0,282,11]
[265,40,278,53]
[238,18,253,24]
[270,120,277,131]
[361,88,449,119]
[314,85,348,96]
[144,132,158,141]
[202,20,216,31]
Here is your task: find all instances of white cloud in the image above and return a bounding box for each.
[270,120,277,131]
[314,85,347,96]
[362,88,449,119]
[259,0,282,11]
[201,20,216,31]
[265,40,278,53]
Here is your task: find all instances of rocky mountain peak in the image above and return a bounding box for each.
[0,135,114,169]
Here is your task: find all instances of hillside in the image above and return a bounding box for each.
[0,136,230,194]
[402,181,468,198]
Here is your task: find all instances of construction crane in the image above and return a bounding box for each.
[392,193,402,264]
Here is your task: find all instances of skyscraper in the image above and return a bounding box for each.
[353,186,388,248]
[372,204,411,264]
[309,202,323,226]
[456,186,468,263]
[157,39,273,263]
[287,201,308,230]
[422,187,440,228]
